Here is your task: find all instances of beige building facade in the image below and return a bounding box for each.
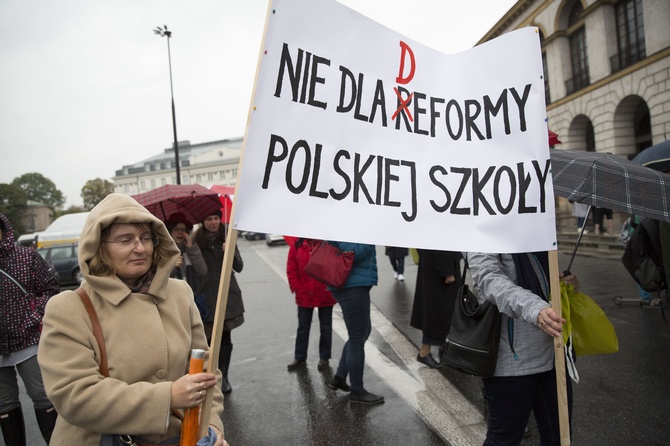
[112,138,243,195]
[480,0,670,216]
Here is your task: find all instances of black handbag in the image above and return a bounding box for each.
[441,258,502,377]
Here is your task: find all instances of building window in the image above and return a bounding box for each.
[140,180,146,191]
[151,179,156,189]
[231,169,238,179]
[565,2,589,95]
[196,174,202,182]
[585,120,595,152]
[161,178,167,186]
[208,172,214,181]
[611,0,645,73]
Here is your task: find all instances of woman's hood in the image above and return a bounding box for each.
[79,193,180,303]
[0,212,16,255]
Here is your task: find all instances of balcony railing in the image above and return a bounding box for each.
[610,45,646,73]
[565,70,590,95]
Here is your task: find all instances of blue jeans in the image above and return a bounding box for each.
[331,286,372,392]
[483,369,573,446]
[294,306,333,361]
[0,355,52,412]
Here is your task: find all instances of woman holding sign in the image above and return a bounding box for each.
[326,242,384,405]
[466,251,578,445]
[37,194,225,445]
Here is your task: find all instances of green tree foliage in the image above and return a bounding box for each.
[81,178,115,211]
[0,183,28,235]
[11,173,65,209]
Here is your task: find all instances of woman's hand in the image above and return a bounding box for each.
[171,372,217,409]
[560,272,580,292]
[183,233,193,248]
[536,307,565,338]
[210,426,228,446]
[444,274,456,285]
[175,255,184,268]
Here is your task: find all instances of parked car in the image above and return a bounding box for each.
[265,234,287,246]
[243,231,266,241]
[37,243,82,286]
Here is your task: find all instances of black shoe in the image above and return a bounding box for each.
[317,359,329,370]
[417,353,443,369]
[327,375,351,392]
[221,376,232,394]
[287,359,306,370]
[350,390,385,405]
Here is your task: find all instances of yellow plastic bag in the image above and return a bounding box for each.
[560,283,619,356]
[409,248,420,265]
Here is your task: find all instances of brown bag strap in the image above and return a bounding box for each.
[75,287,109,377]
[74,288,185,422]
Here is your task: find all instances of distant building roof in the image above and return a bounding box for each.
[115,137,243,177]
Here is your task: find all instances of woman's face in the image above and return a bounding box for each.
[103,223,155,284]
[170,223,189,245]
[203,215,221,233]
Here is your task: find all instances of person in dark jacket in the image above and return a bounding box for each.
[193,210,244,394]
[0,212,60,445]
[385,246,409,281]
[410,249,462,368]
[285,238,337,371]
[325,242,384,405]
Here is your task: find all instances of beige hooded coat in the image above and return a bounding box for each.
[38,193,224,445]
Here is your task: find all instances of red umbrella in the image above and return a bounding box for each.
[132,184,223,226]
[208,185,234,224]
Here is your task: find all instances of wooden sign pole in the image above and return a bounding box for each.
[548,250,570,445]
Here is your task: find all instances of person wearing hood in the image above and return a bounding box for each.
[37,194,226,446]
[0,212,60,446]
[193,210,244,395]
[165,212,207,288]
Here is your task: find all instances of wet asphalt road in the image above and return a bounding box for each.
[10,239,670,446]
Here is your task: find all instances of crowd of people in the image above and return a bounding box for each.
[1,193,585,446]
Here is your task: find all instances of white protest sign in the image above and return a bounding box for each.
[234,0,556,253]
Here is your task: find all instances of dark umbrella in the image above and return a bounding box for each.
[550,149,670,222]
[132,184,223,226]
[633,140,670,173]
[550,148,670,274]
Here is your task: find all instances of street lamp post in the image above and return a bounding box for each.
[153,25,181,185]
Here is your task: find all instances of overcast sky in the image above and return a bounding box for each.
[0,0,517,207]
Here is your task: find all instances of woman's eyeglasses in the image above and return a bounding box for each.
[104,234,159,249]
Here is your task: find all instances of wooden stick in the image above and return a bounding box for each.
[199,0,275,434]
[198,225,237,438]
[549,250,570,445]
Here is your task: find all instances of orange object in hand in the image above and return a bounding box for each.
[180,349,205,446]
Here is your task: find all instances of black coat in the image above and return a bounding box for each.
[195,230,244,328]
[410,249,462,342]
[385,246,409,258]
